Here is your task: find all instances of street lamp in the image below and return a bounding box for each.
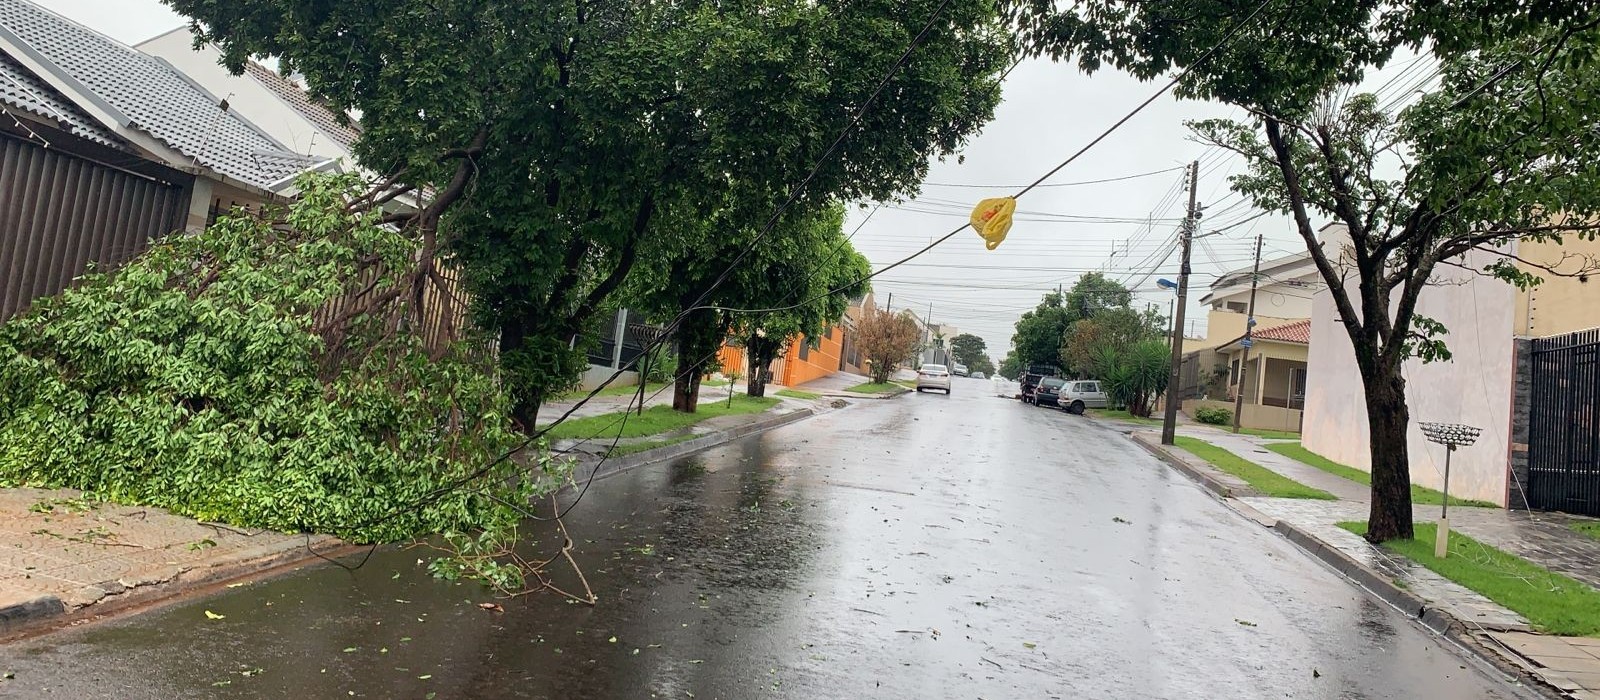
[1155,279,1179,349]
[1418,422,1482,558]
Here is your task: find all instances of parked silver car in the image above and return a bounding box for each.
[915,364,952,394]
[1059,380,1109,414]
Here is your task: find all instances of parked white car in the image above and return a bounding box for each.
[915,364,952,394]
[952,363,969,377]
[1059,380,1109,414]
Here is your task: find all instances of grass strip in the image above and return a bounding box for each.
[1339,522,1600,637]
[1266,444,1498,508]
[1173,437,1336,500]
[1092,409,1163,426]
[607,435,696,458]
[845,382,905,394]
[776,389,820,400]
[541,395,778,441]
[1573,522,1600,542]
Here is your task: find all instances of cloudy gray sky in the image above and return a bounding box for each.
[53,0,1427,365]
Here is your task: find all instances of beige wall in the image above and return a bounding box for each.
[1183,399,1303,433]
[1221,342,1308,404]
[1196,310,1307,350]
[1514,236,1600,337]
[1302,240,1515,506]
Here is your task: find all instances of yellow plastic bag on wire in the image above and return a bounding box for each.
[969,197,1016,250]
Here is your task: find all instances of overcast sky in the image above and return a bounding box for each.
[53,0,1426,365]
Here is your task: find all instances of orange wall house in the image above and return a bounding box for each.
[714,326,844,387]
[780,326,843,387]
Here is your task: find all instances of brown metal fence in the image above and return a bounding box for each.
[1,132,190,320]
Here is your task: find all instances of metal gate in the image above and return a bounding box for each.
[1527,328,1600,516]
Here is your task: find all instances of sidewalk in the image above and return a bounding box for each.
[0,487,337,631]
[1132,427,1600,699]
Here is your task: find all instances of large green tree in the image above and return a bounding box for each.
[168,0,1009,428]
[1004,0,1600,541]
[625,204,870,408]
[949,333,993,373]
[1010,273,1137,371]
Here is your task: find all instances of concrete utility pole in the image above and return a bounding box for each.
[1161,161,1200,446]
[1231,233,1266,434]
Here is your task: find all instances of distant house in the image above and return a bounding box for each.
[1302,222,1600,511]
[1173,246,1319,430]
[0,0,332,320]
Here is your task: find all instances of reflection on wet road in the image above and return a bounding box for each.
[0,379,1521,699]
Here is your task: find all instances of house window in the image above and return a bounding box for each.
[1226,301,1247,313]
[1289,367,1308,409]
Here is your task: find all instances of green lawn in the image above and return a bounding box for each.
[702,378,731,387]
[776,389,820,400]
[1339,522,1600,637]
[1266,443,1499,508]
[1173,437,1336,500]
[1092,409,1163,426]
[1237,428,1301,440]
[1574,522,1600,542]
[541,395,779,442]
[845,382,906,394]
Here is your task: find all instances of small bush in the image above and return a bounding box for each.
[1195,406,1233,425]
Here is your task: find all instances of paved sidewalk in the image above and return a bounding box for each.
[0,487,335,626]
[1135,426,1600,698]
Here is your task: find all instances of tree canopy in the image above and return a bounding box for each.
[166,0,1010,425]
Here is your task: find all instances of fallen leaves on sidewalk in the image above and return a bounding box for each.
[477,602,505,613]
[204,610,225,620]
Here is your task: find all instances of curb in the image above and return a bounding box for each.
[1129,432,1256,498]
[0,535,353,641]
[1273,519,1561,699]
[569,408,816,486]
[1129,431,1561,699]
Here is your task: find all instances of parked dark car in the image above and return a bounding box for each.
[1033,377,1068,407]
[1018,365,1059,404]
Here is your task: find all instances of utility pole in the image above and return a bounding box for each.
[885,293,893,314]
[1231,233,1266,434]
[1161,161,1200,446]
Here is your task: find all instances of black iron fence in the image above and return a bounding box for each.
[1527,328,1600,516]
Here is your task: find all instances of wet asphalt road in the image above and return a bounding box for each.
[0,378,1524,699]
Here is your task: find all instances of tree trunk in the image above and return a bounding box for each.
[745,336,781,398]
[501,316,539,430]
[671,309,723,413]
[1363,363,1415,542]
[673,370,702,413]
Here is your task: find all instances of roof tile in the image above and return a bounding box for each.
[0,0,322,189]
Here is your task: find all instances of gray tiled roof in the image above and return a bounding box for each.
[0,0,323,189]
[0,51,123,148]
[245,61,361,151]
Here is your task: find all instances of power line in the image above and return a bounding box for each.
[920,165,1187,189]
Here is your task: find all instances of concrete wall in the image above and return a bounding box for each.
[1514,236,1600,337]
[1302,241,1517,506]
[1208,280,1317,319]
[1183,399,1303,433]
